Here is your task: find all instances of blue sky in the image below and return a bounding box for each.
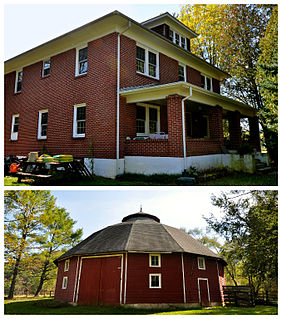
[51,189,223,240]
[5,3,183,60]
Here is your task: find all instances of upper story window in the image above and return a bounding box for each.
[14,70,23,93]
[38,110,48,140]
[149,254,161,267]
[11,114,19,141]
[136,45,159,79]
[62,276,68,289]
[136,104,160,136]
[42,59,51,77]
[169,29,188,50]
[64,259,70,272]
[201,75,213,91]
[178,63,186,81]
[76,46,88,76]
[73,104,86,138]
[197,256,206,270]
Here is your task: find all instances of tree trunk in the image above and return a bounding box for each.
[34,261,49,297]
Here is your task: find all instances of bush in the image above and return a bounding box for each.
[238,143,253,155]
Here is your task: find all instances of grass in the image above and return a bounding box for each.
[4,298,278,315]
[5,170,277,186]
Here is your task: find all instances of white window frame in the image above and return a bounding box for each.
[10,114,19,141]
[62,276,68,289]
[149,254,161,267]
[14,69,23,93]
[170,29,187,50]
[201,74,213,92]
[197,257,206,270]
[73,103,86,138]
[75,45,88,76]
[37,110,48,140]
[149,273,161,288]
[42,59,51,77]
[64,259,70,272]
[136,43,159,80]
[178,62,186,82]
[136,103,160,136]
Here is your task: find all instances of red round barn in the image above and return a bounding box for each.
[54,211,226,307]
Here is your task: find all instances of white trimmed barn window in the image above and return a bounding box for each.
[136,104,160,136]
[149,254,161,267]
[76,46,88,76]
[11,114,19,141]
[149,274,161,288]
[64,259,70,272]
[14,70,23,93]
[136,45,159,79]
[42,59,51,77]
[62,276,68,289]
[37,110,48,139]
[198,257,206,270]
[73,104,86,138]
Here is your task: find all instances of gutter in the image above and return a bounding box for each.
[116,21,132,175]
[182,87,192,171]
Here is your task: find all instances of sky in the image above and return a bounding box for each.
[51,189,224,240]
[4,3,183,60]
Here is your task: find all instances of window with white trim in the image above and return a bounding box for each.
[15,70,23,93]
[178,63,186,81]
[198,257,206,270]
[201,74,213,91]
[42,59,51,77]
[169,29,188,50]
[149,274,161,288]
[62,276,68,289]
[149,254,161,267]
[11,114,19,141]
[64,259,70,272]
[76,46,88,76]
[136,104,160,136]
[136,45,159,79]
[37,110,48,139]
[73,104,86,138]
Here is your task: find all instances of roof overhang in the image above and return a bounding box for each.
[120,82,257,117]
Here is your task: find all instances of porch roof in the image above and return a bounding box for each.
[120,82,257,117]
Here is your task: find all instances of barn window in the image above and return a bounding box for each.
[198,257,206,270]
[62,276,68,289]
[149,254,161,267]
[149,274,161,288]
[64,259,70,272]
[11,114,19,141]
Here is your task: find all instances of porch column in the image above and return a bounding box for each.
[227,111,242,149]
[208,105,224,143]
[167,94,184,157]
[248,116,261,152]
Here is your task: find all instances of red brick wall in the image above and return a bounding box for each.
[125,139,169,157]
[186,66,201,87]
[212,78,220,94]
[186,139,222,156]
[54,256,79,303]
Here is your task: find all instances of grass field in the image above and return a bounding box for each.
[4,298,278,315]
[4,170,277,186]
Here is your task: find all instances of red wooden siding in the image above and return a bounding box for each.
[199,279,210,305]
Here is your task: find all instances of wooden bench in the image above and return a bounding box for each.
[16,171,52,183]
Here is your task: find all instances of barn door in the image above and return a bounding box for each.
[77,256,121,305]
[198,278,210,306]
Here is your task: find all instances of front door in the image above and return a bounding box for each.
[198,278,210,306]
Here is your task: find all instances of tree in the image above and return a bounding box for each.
[204,191,278,295]
[4,191,56,299]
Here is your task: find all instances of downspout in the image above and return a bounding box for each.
[116,21,131,176]
[182,87,192,172]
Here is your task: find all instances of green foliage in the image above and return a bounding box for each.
[237,143,253,155]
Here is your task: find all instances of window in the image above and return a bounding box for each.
[186,112,209,139]
[73,104,86,138]
[64,259,70,272]
[11,114,19,141]
[76,46,88,76]
[42,60,51,77]
[169,29,189,50]
[198,257,206,270]
[175,33,180,45]
[149,254,161,267]
[181,36,186,49]
[201,74,213,91]
[136,104,160,136]
[62,277,68,289]
[136,45,159,79]
[178,63,186,81]
[15,70,23,93]
[38,110,48,139]
[149,274,161,288]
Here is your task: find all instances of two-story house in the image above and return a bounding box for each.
[5,11,261,178]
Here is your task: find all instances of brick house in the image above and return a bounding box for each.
[5,11,261,178]
[54,211,226,307]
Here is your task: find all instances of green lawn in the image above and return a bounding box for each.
[4,170,277,186]
[4,298,278,315]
